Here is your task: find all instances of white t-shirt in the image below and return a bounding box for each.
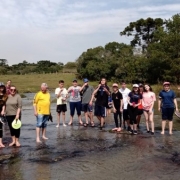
[68,86,81,102]
[55,88,68,105]
[119,88,131,109]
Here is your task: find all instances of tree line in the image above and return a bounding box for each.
[76,13,180,84]
[0,60,77,75]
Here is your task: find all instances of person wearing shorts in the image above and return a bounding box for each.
[33,83,51,143]
[89,78,110,130]
[119,81,131,131]
[158,82,178,135]
[68,79,83,125]
[55,80,68,127]
[142,84,156,135]
[80,78,94,127]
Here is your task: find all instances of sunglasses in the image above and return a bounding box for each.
[10,89,16,91]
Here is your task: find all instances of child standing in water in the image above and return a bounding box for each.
[158,82,178,135]
[112,83,123,132]
[142,84,156,135]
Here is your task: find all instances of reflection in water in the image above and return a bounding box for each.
[0,94,180,180]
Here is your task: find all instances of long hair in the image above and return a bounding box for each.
[143,84,153,92]
[0,85,6,95]
[99,78,107,86]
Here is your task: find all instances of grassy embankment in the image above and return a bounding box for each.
[1,73,180,95]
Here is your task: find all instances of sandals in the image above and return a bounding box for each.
[83,123,89,127]
[90,122,95,127]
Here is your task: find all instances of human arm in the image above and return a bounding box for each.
[1,105,5,115]
[33,93,38,116]
[16,95,22,119]
[174,98,178,112]
[79,83,88,92]
[158,98,162,111]
[120,99,123,112]
[89,84,101,105]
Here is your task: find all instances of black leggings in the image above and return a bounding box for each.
[114,111,122,127]
[6,115,21,138]
[0,122,2,138]
[128,105,138,125]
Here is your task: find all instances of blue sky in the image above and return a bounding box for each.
[0,0,180,65]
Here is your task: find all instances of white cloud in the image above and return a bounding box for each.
[0,0,179,65]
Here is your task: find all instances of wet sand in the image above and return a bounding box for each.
[0,94,180,180]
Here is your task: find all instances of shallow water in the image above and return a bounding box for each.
[0,93,180,180]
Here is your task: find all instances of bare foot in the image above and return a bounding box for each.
[9,142,15,147]
[169,132,173,135]
[112,128,118,131]
[36,139,42,143]
[0,144,5,148]
[15,142,21,147]
[68,121,73,125]
[117,127,122,132]
[79,121,83,125]
[63,124,67,127]
[42,136,48,140]
[56,124,59,127]
[161,131,164,135]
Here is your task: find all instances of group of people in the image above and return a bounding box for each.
[0,80,22,147]
[0,78,178,146]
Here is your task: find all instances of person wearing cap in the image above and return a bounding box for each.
[80,78,94,127]
[89,78,110,130]
[136,83,144,129]
[33,83,51,143]
[6,85,22,146]
[67,79,83,125]
[0,82,8,147]
[158,82,178,135]
[119,81,131,131]
[55,80,68,127]
[111,83,123,132]
[127,84,142,135]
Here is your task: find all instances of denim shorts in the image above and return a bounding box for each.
[36,114,49,128]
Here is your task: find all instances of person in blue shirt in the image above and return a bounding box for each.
[158,82,178,135]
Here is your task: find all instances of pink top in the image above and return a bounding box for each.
[142,91,156,110]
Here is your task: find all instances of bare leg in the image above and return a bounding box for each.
[144,111,149,131]
[169,121,173,134]
[15,138,21,147]
[56,113,60,127]
[42,128,48,140]
[9,136,16,146]
[0,138,5,147]
[62,112,66,126]
[84,112,88,124]
[161,120,166,134]
[97,116,101,122]
[78,115,83,124]
[133,124,137,131]
[149,112,154,133]
[36,127,41,143]
[89,112,94,124]
[68,116,73,125]
[100,117,105,127]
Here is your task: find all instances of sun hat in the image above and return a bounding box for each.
[163,82,170,86]
[12,119,22,129]
[83,78,88,83]
[133,84,139,88]
[112,83,118,87]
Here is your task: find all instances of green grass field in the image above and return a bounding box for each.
[1,73,180,97]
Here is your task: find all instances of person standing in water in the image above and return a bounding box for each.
[127,84,142,135]
[55,80,68,127]
[80,78,94,127]
[89,78,110,130]
[119,81,131,131]
[111,83,123,132]
[68,79,83,125]
[137,84,144,129]
[158,82,178,135]
[6,85,22,146]
[33,83,51,143]
[0,83,8,148]
[142,84,156,135]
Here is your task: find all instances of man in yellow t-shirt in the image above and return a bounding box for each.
[33,83,51,143]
